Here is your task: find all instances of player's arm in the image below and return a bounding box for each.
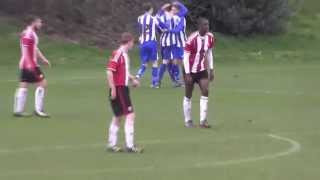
[173,1,188,17]
[129,74,140,88]
[107,55,119,99]
[183,50,192,84]
[207,49,214,81]
[107,70,116,99]
[37,48,51,67]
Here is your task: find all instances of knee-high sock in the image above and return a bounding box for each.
[158,63,167,83]
[183,96,192,122]
[173,64,180,81]
[167,63,175,82]
[14,88,28,113]
[200,96,209,122]
[136,64,147,79]
[152,66,158,85]
[35,87,45,112]
[108,118,120,147]
[125,113,135,148]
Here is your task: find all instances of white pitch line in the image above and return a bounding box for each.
[195,134,301,167]
[0,134,301,177]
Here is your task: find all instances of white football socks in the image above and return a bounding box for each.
[14,88,28,113]
[108,118,120,147]
[125,114,135,148]
[35,87,45,112]
[183,96,192,122]
[200,96,209,122]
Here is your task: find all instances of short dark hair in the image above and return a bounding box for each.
[24,15,41,25]
[120,32,134,45]
[142,2,153,12]
[197,17,209,26]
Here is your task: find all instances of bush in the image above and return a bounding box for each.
[183,0,292,34]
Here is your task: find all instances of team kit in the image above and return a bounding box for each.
[13,2,215,153]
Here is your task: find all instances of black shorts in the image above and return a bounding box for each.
[20,67,45,83]
[183,70,209,85]
[109,86,134,117]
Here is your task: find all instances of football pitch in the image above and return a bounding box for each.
[0,61,319,180]
[1,1,320,178]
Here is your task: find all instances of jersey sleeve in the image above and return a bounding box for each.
[208,34,215,49]
[21,35,35,47]
[184,37,194,53]
[107,51,120,72]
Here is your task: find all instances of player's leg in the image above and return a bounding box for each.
[150,42,159,88]
[167,60,176,82]
[157,47,170,86]
[119,87,143,153]
[198,71,211,128]
[183,73,195,127]
[35,76,49,118]
[172,46,184,86]
[13,81,29,116]
[136,43,149,79]
[107,87,124,152]
[107,116,122,152]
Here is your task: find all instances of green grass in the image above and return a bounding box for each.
[0,1,320,179]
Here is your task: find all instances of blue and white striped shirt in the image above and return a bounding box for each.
[174,17,187,48]
[138,13,159,44]
[159,12,181,47]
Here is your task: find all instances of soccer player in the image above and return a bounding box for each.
[156,3,181,87]
[13,16,51,118]
[182,18,215,128]
[106,32,143,153]
[169,1,188,85]
[136,2,161,88]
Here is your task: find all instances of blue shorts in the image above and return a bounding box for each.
[161,46,184,60]
[172,46,184,60]
[140,41,158,64]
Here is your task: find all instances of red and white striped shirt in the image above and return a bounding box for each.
[184,31,215,74]
[107,47,130,86]
[19,26,39,70]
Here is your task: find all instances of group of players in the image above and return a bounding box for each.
[136,1,188,88]
[13,1,215,153]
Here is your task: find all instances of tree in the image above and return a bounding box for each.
[183,0,292,34]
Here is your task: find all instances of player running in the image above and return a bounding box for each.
[13,16,51,118]
[182,18,215,128]
[136,2,161,88]
[106,32,143,153]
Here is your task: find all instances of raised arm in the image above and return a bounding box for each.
[173,1,188,17]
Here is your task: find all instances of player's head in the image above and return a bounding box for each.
[163,3,172,12]
[25,16,43,31]
[198,17,209,36]
[142,2,154,14]
[120,32,134,50]
[171,3,180,15]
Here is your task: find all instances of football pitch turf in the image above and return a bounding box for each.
[1,0,320,178]
[0,62,319,180]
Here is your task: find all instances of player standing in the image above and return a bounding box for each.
[136,2,161,88]
[169,1,188,86]
[182,18,215,128]
[13,16,51,118]
[106,32,143,153]
[156,3,181,87]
